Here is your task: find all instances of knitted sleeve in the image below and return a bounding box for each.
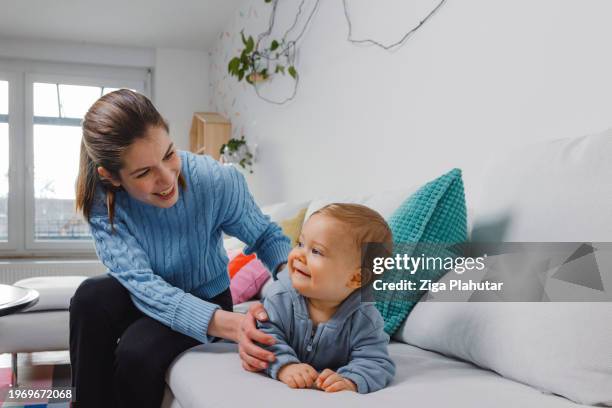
[212,162,291,277]
[89,215,219,344]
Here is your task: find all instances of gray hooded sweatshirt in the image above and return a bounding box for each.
[258,271,395,393]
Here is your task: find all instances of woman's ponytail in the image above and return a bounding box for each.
[75,139,99,222]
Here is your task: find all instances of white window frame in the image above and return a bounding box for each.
[0,58,151,256]
[0,69,22,253]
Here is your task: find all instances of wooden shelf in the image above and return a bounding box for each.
[189,112,231,160]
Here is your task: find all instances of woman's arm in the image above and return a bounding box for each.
[89,215,221,344]
[207,309,242,340]
[212,162,291,277]
[201,157,291,369]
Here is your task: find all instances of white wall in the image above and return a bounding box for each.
[0,37,155,67]
[209,0,612,207]
[0,38,210,150]
[154,48,210,150]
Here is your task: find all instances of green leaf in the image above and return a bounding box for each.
[241,54,250,66]
[245,36,254,53]
[288,66,297,79]
[241,30,248,46]
[228,57,240,74]
[265,0,272,3]
[238,69,245,81]
[270,40,279,51]
[275,65,285,74]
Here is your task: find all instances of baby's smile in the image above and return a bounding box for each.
[291,258,311,278]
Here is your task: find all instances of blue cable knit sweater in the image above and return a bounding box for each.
[88,150,291,343]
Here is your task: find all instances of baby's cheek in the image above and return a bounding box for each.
[287,251,298,272]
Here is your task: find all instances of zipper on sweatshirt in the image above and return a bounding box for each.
[306,326,315,352]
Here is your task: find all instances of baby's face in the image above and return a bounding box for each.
[288,213,361,303]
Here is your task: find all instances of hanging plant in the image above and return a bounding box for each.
[220,136,254,174]
[227,32,297,85]
[227,0,298,88]
[224,0,447,104]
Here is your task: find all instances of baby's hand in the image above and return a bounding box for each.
[277,363,318,389]
[316,369,357,393]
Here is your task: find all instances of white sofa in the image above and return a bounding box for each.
[161,130,612,408]
[0,276,90,385]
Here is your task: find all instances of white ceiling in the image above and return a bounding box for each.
[0,0,243,51]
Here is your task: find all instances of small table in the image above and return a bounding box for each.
[0,284,39,317]
[0,284,39,387]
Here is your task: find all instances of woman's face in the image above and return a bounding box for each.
[99,126,182,208]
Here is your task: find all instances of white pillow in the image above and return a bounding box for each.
[261,200,310,223]
[399,298,612,406]
[471,128,612,242]
[397,131,612,406]
[304,186,418,222]
[222,236,246,253]
[304,186,476,234]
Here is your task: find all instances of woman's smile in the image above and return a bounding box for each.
[154,183,176,200]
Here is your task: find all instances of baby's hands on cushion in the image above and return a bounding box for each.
[278,363,318,389]
[316,369,357,393]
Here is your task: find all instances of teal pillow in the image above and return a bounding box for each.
[375,168,467,335]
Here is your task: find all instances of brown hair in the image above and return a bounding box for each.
[311,203,393,285]
[75,89,186,226]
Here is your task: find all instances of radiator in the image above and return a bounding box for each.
[0,260,106,284]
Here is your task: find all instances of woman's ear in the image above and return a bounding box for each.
[97,166,121,187]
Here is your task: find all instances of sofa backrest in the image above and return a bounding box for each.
[471,128,612,242]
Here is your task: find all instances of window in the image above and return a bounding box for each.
[0,60,150,255]
[32,83,134,241]
[0,80,8,242]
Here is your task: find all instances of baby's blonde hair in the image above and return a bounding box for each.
[311,203,393,285]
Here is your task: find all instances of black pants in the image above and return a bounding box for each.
[69,274,233,408]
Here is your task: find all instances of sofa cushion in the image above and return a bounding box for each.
[397,131,612,406]
[305,186,418,221]
[13,276,87,312]
[0,310,70,353]
[400,300,612,406]
[376,168,468,335]
[164,342,583,408]
[278,207,307,247]
[471,128,612,242]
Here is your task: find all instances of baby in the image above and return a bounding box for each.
[258,203,395,394]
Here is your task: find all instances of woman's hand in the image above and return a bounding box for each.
[237,302,276,372]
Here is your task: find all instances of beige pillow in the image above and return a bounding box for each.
[279,208,307,247]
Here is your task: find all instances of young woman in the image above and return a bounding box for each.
[70,89,287,408]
